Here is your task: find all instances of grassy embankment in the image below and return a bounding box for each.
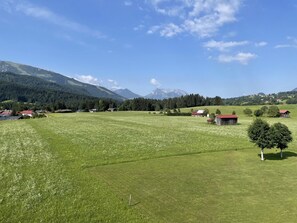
[1,105,297,222]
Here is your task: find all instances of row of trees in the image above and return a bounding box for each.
[243,105,280,117]
[0,98,119,113]
[248,119,293,160]
[118,95,223,111]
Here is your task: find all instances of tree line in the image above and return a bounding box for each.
[118,95,223,111]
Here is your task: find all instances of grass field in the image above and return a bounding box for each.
[1,105,297,222]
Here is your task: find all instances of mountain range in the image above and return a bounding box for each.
[113,88,141,99]
[0,61,189,101]
[145,88,188,100]
[113,88,188,100]
[0,61,124,101]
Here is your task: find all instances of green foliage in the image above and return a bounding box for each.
[248,119,272,149]
[232,110,236,115]
[269,123,293,150]
[209,113,216,119]
[260,105,268,114]
[254,109,264,117]
[243,108,253,116]
[267,105,280,117]
[119,95,223,111]
[203,108,209,116]
[215,109,221,115]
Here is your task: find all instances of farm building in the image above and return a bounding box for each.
[192,110,205,117]
[0,110,12,116]
[279,110,290,118]
[216,115,238,126]
[20,110,34,117]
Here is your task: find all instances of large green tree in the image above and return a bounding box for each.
[243,108,253,116]
[267,105,280,117]
[248,119,272,161]
[269,123,293,158]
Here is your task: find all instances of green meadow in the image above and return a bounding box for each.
[1,105,297,222]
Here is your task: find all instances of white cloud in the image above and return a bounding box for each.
[160,23,183,37]
[147,0,243,38]
[76,75,102,86]
[124,1,133,6]
[275,37,297,49]
[1,0,105,39]
[203,40,249,51]
[150,78,161,87]
[255,41,267,47]
[218,52,257,65]
[108,79,121,90]
[134,24,145,31]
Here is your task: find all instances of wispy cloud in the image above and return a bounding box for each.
[275,37,297,49]
[76,75,102,86]
[1,0,105,39]
[255,41,267,47]
[146,0,243,38]
[218,52,257,65]
[134,24,145,31]
[108,79,121,90]
[124,1,133,6]
[203,40,249,51]
[150,78,161,87]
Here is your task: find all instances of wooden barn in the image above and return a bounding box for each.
[192,110,205,117]
[216,115,238,126]
[279,110,290,118]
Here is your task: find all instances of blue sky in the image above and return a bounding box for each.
[1,0,297,98]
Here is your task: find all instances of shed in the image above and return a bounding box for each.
[279,110,290,118]
[20,110,34,117]
[192,110,205,117]
[216,115,238,125]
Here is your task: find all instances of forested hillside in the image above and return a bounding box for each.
[0,61,124,100]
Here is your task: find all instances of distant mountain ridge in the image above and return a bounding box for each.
[113,88,141,99]
[0,72,99,105]
[0,61,125,100]
[145,88,188,100]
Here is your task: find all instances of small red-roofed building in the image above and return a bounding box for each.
[279,110,290,118]
[192,110,205,117]
[0,110,12,116]
[20,110,34,117]
[216,114,238,125]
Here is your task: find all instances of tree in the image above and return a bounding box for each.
[248,119,272,161]
[243,108,253,116]
[269,123,293,158]
[203,109,209,117]
[215,109,221,115]
[254,109,264,117]
[232,110,236,115]
[260,106,268,114]
[267,105,280,117]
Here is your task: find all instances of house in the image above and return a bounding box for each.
[20,110,34,117]
[279,110,290,118]
[0,110,12,116]
[215,114,238,125]
[192,110,205,117]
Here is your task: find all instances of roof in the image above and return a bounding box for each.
[20,110,33,115]
[279,110,290,114]
[1,111,12,116]
[217,115,238,119]
[197,110,205,114]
